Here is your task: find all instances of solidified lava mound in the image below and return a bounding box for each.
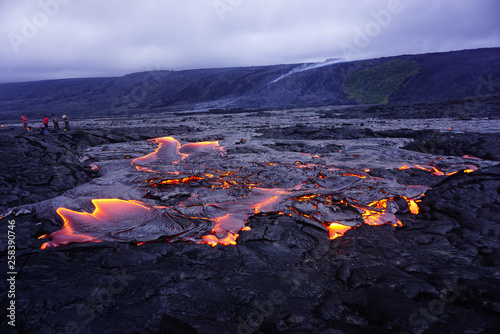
[403,131,500,161]
[257,124,380,140]
[0,131,97,211]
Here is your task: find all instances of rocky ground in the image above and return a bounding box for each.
[1,104,500,334]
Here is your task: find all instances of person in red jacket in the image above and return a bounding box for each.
[43,116,49,131]
[21,113,28,131]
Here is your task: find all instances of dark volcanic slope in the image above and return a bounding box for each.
[1,48,499,120]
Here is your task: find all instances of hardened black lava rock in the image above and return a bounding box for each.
[1,112,500,333]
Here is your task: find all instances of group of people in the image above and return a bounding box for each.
[21,113,70,133]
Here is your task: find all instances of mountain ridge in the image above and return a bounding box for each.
[0,47,498,120]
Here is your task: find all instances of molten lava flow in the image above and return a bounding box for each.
[43,134,449,249]
[132,137,220,171]
[159,176,206,185]
[218,233,239,246]
[352,199,402,227]
[41,199,153,249]
[202,234,219,247]
[41,199,216,249]
[399,164,446,176]
[178,141,220,155]
[252,189,288,213]
[327,223,353,240]
[463,155,482,160]
[295,195,318,202]
[402,196,421,215]
[202,213,242,247]
[399,164,477,176]
[463,165,479,173]
[293,163,319,169]
[199,188,290,247]
[131,137,183,171]
[342,173,367,178]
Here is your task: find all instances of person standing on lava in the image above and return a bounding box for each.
[62,115,71,131]
[21,113,28,131]
[43,115,49,131]
[52,115,59,131]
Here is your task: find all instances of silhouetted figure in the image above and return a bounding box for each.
[21,113,28,131]
[52,115,59,131]
[62,115,71,131]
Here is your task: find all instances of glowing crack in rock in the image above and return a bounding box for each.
[398,163,478,176]
[42,136,430,249]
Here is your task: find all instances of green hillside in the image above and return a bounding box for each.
[344,59,421,104]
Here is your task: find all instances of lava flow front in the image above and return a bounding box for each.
[41,198,214,248]
[41,136,447,248]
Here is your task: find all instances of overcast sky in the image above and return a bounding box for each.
[1,0,499,83]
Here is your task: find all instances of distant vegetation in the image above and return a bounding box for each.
[344,60,421,104]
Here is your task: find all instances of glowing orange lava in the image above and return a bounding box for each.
[41,199,154,249]
[218,233,239,246]
[201,214,245,247]
[463,165,479,173]
[399,164,476,176]
[342,173,367,178]
[327,223,353,240]
[178,141,220,155]
[202,234,219,247]
[402,196,421,215]
[353,199,402,227]
[159,176,206,185]
[132,137,220,171]
[252,196,280,213]
[41,134,451,249]
[463,155,482,160]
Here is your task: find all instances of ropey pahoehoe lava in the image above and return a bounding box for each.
[40,136,478,249]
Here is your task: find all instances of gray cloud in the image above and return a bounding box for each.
[1,0,499,83]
